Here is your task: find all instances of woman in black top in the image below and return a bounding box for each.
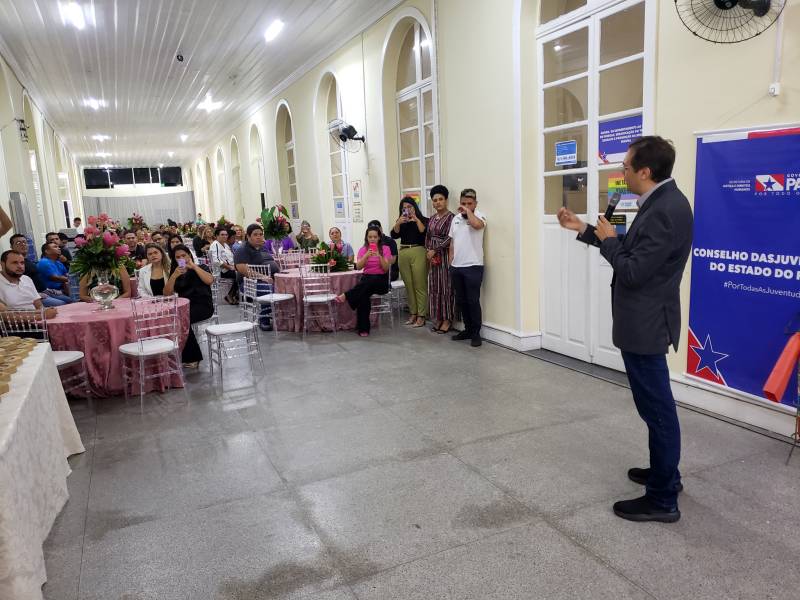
[164,244,214,368]
[391,196,429,327]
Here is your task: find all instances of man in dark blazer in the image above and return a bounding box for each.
[557,136,693,523]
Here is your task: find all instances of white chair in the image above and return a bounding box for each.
[205,279,264,382]
[246,264,296,336]
[0,307,91,405]
[390,279,407,320]
[300,263,338,336]
[192,273,224,344]
[119,295,184,411]
[276,250,304,271]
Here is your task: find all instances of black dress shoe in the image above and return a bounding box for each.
[628,467,684,493]
[470,336,482,347]
[613,495,680,523]
[451,331,470,341]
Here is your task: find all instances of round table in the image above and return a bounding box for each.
[273,268,367,332]
[47,297,191,398]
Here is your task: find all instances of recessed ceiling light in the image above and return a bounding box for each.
[58,2,95,30]
[180,134,188,142]
[83,97,106,111]
[91,134,110,141]
[96,152,111,157]
[158,163,164,168]
[99,164,112,169]
[197,93,223,113]
[264,19,284,43]
[168,151,175,157]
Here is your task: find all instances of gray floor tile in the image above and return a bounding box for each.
[453,414,646,515]
[259,408,441,484]
[46,458,92,549]
[352,521,650,600]
[42,541,82,600]
[78,491,343,600]
[85,431,283,541]
[555,474,800,600]
[298,453,536,580]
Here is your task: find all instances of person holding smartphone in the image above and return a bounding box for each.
[334,225,394,336]
[391,196,429,327]
[165,244,214,368]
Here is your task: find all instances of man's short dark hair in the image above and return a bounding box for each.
[246,223,263,237]
[58,232,69,242]
[42,242,57,256]
[367,219,382,230]
[430,185,449,200]
[9,233,26,245]
[460,188,477,200]
[45,231,59,240]
[628,136,676,183]
[1,249,24,263]
[73,217,82,222]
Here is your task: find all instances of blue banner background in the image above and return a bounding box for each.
[688,133,800,406]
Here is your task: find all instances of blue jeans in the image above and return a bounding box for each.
[621,351,682,509]
[41,293,75,307]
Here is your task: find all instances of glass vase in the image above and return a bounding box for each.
[90,271,120,310]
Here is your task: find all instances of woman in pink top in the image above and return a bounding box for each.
[335,226,395,336]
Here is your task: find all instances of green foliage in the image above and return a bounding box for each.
[311,242,349,272]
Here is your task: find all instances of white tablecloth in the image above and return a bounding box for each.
[0,344,85,600]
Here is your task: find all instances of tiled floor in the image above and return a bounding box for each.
[44,310,800,600]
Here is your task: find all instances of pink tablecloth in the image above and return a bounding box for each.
[46,298,190,398]
[273,268,368,332]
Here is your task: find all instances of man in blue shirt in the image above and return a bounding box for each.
[37,242,74,303]
[234,224,281,330]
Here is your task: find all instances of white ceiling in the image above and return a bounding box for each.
[0,0,403,169]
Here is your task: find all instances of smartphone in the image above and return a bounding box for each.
[369,243,378,253]
[177,258,186,268]
[403,208,409,218]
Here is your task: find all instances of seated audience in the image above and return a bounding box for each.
[164,244,214,369]
[334,225,394,337]
[124,230,147,268]
[234,223,281,330]
[328,227,355,262]
[368,219,399,281]
[295,220,320,250]
[167,233,184,252]
[151,231,166,248]
[73,216,84,234]
[78,262,132,302]
[0,250,57,320]
[46,231,72,267]
[209,226,238,304]
[265,235,296,254]
[138,243,170,297]
[38,242,75,304]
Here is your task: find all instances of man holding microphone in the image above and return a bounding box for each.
[557,136,693,523]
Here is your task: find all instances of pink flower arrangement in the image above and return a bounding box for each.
[84,225,98,237]
[87,215,97,225]
[115,244,130,258]
[327,259,336,267]
[102,231,115,247]
[74,237,87,248]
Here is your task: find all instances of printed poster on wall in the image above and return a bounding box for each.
[555,140,578,167]
[598,114,642,164]
[687,128,800,406]
[606,171,638,211]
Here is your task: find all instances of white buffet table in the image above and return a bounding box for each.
[0,343,85,600]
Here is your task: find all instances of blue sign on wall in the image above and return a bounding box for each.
[554,140,577,167]
[687,129,800,405]
[598,114,643,164]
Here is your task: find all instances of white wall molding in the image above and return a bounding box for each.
[671,373,795,437]
[474,321,542,352]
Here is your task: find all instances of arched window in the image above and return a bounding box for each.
[395,21,438,214]
[215,148,226,218]
[249,124,267,211]
[276,103,298,220]
[326,77,348,224]
[230,137,244,223]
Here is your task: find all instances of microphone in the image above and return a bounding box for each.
[604,191,622,221]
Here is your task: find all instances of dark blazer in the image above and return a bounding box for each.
[577,179,693,355]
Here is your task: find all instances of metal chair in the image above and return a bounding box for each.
[300,263,338,336]
[245,264,296,336]
[205,279,264,383]
[0,307,91,403]
[119,295,184,411]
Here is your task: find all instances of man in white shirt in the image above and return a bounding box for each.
[448,188,487,347]
[0,250,57,318]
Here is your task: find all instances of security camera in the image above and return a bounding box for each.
[176,53,184,62]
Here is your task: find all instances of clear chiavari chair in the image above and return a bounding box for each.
[119,294,184,411]
[299,263,338,336]
[205,277,264,382]
[0,307,91,404]
[245,264,296,336]
[371,271,395,330]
